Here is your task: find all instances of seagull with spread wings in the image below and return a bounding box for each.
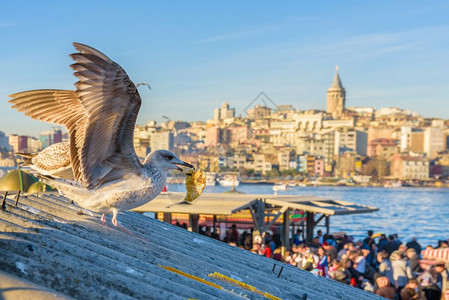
[9,43,193,231]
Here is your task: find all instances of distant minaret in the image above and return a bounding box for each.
[326,66,346,118]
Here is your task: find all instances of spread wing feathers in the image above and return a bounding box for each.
[8,89,86,182]
[9,90,82,125]
[9,43,143,189]
[70,42,142,188]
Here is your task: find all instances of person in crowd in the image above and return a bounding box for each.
[272,248,283,262]
[203,226,211,237]
[390,250,413,294]
[375,276,396,299]
[338,242,354,261]
[405,248,421,275]
[315,230,324,245]
[261,240,273,258]
[250,243,261,255]
[406,237,422,256]
[322,241,338,262]
[317,246,329,277]
[229,224,239,244]
[383,235,400,255]
[378,234,388,250]
[439,240,449,248]
[377,250,395,285]
[301,248,319,272]
[400,278,419,300]
[362,237,376,267]
[293,229,303,246]
[394,234,403,247]
[444,288,449,300]
[418,264,441,300]
[435,261,449,297]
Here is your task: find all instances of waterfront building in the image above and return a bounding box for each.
[423,126,445,159]
[390,154,429,180]
[8,134,28,153]
[277,149,292,171]
[246,154,272,175]
[367,138,398,159]
[0,131,11,151]
[314,158,325,176]
[326,66,346,119]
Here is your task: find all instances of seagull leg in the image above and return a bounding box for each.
[101,214,106,226]
[111,209,149,241]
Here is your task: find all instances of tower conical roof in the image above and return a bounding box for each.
[329,66,343,89]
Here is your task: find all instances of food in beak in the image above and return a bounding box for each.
[183,167,206,203]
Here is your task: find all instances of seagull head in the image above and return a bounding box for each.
[145,150,194,172]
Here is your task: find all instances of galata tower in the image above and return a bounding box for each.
[326,66,346,118]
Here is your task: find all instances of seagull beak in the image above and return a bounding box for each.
[171,159,194,172]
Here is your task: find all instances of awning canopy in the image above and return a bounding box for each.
[133,192,379,216]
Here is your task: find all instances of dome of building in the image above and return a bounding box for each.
[0,169,38,192]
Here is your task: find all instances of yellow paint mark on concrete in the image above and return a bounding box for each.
[208,272,281,300]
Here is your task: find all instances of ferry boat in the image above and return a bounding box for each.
[384,181,402,188]
[205,172,217,186]
[272,183,289,191]
[218,172,240,187]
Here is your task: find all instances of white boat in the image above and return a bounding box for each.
[205,172,217,186]
[384,181,402,188]
[272,184,290,191]
[218,173,240,187]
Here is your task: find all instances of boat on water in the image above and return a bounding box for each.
[272,183,290,191]
[384,181,402,188]
[218,172,240,187]
[205,172,217,186]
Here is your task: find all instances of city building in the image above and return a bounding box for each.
[0,131,11,151]
[334,129,367,156]
[39,128,62,149]
[326,66,346,118]
[423,127,445,159]
[8,134,28,153]
[367,138,398,159]
[247,105,272,119]
[213,102,235,122]
[390,154,429,180]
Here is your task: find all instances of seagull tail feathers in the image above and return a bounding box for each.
[39,174,89,198]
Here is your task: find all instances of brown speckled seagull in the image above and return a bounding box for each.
[9,43,193,232]
[17,142,74,180]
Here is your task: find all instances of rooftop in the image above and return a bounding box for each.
[0,192,383,299]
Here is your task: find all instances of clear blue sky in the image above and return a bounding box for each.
[1,1,448,136]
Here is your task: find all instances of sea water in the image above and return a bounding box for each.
[167,183,449,247]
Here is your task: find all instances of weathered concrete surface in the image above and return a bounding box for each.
[0,271,72,300]
[0,193,384,299]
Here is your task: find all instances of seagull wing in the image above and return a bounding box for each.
[9,89,87,181]
[70,42,142,188]
[9,43,143,189]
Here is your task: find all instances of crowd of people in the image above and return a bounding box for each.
[197,225,449,300]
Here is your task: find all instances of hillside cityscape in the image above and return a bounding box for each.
[2,68,449,187]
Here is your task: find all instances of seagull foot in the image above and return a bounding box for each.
[101,214,107,226]
[111,210,149,242]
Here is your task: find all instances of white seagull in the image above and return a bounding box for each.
[9,43,193,231]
